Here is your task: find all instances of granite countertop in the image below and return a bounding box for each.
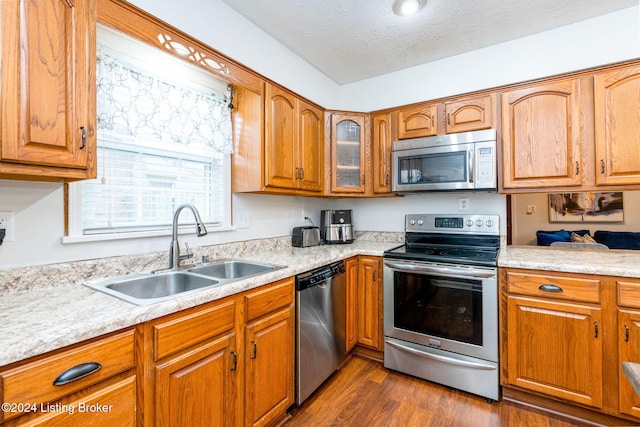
[499,245,640,278]
[0,240,398,367]
[4,241,640,368]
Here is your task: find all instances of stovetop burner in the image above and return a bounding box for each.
[383,214,500,267]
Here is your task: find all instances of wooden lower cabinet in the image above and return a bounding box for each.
[356,256,383,351]
[502,268,640,425]
[155,333,238,427]
[506,295,603,408]
[345,257,359,352]
[0,329,136,426]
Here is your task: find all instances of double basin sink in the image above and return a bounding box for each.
[86,259,286,305]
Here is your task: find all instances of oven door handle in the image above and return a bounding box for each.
[384,261,495,280]
[386,339,496,371]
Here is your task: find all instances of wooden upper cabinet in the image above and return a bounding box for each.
[397,103,438,139]
[298,100,324,192]
[371,112,393,194]
[264,83,323,193]
[330,113,368,194]
[0,0,96,180]
[594,65,640,186]
[501,79,583,189]
[445,94,495,133]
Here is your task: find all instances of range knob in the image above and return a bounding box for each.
[417,219,424,226]
[466,219,474,227]
[476,219,484,227]
[409,219,416,225]
[486,220,494,228]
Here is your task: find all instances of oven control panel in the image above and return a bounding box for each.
[405,214,499,235]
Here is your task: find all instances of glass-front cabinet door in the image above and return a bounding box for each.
[331,114,367,193]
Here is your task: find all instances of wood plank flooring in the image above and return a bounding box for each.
[285,355,588,427]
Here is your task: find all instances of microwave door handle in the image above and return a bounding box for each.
[384,261,495,279]
[468,149,474,183]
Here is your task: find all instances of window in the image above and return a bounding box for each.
[68,25,232,239]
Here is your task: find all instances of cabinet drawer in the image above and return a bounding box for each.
[506,271,600,303]
[245,278,294,322]
[0,329,134,421]
[618,280,640,308]
[153,298,236,361]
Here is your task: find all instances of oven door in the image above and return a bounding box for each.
[392,143,474,192]
[383,258,498,362]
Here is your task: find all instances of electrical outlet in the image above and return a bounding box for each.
[0,211,15,242]
[458,197,469,211]
[235,211,250,229]
[526,205,537,215]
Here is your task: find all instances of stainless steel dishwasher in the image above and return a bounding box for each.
[295,260,347,405]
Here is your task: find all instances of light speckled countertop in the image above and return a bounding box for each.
[3,241,640,368]
[0,239,398,367]
[498,245,640,277]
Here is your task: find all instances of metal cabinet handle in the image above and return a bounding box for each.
[625,324,630,342]
[447,113,451,126]
[250,341,257,359]
[539,284,563,293]
[601,159,605,174]
[230,350,238,371]
[373,270,377,282]
[385,174,389,186]
[362,174,366,185]
[595,322,599,338]
[80,126,87,149]
[53,362,101,386]
[295,168,300,179]
[431,116,434,127]
[575,161,580,176]
[300,168,305,179]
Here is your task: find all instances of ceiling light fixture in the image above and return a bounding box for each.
[392,0,426,16]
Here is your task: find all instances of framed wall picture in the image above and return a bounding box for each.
[549,192,624,223]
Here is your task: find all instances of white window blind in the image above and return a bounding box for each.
[69,25,232,237]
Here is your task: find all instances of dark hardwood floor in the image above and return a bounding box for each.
[285,355,588,427]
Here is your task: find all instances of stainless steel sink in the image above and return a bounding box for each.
[188,259,282,279]
[86,271,220,305]
[85,259,286,305]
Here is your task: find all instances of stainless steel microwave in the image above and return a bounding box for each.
[391,129,497,192]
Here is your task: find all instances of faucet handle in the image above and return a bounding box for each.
[180,242,194,261]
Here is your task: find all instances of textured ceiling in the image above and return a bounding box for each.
[221,0,637,84]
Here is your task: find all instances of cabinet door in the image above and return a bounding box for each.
[265,84,298,190]
[345,257,359,352]
[298,100,324,192]
[0,0,95,173]
[357,256,383,350]
[619,310,640,418]
[245,306,294,427]
[594,65,640,186]
[372,113,392,194]
[331,114,367,193]
[445,94,495,133]
[397,104,438,139]
[506,296,603,408]
[155,333,239,427]
[501,80,583,189]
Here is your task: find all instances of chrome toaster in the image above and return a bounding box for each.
[292,226,321,248]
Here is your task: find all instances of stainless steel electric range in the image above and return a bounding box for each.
[383,214,500,401]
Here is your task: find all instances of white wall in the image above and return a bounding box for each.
[340,6,640,111]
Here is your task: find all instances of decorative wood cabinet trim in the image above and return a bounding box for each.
[397,104,438,139]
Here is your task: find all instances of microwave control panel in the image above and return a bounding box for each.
[477,147,494,183]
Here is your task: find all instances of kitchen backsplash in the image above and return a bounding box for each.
[0,231,403,294]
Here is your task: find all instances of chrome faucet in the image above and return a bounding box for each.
[168,204,208,270]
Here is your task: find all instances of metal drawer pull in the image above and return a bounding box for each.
[53,362,102,386]
[625,324,630,342]
[250,341,257,359]
[230,350,238,371]
[80,126,87,149]
[539,284,563,293]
